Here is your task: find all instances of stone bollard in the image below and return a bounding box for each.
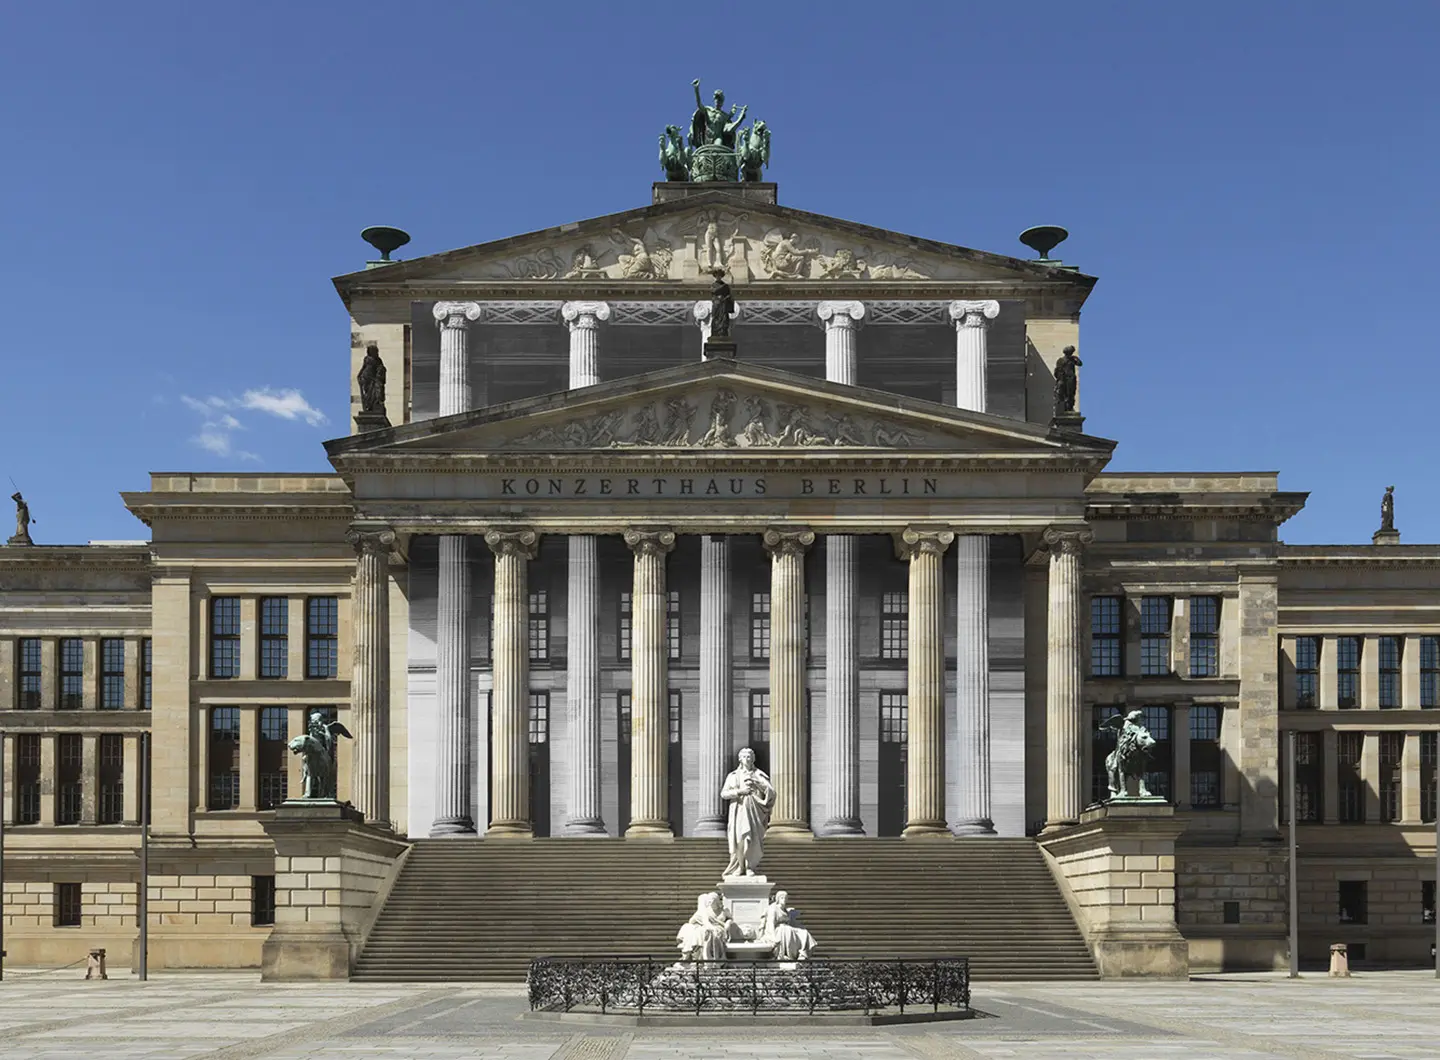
[85,948,108,980]
[1328,943,1349,978]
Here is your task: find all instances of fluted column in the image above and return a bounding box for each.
[625,528,676,838]
[695,535,732,836]
[1043,528,1092,830]
[764,528,815,838]
[432,301,483,416]
[821,535,862,835]
[817,301,865,384]
[486,528,539,838]
[561,301,610,388]
[948,300,999,411]
[898,528,954,837]
[431,535,474,835]
[346,527,394,827]
[693,299,742,351]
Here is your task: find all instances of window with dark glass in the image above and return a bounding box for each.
[1338,880,1368,925]
[258,707,288,809]
[98,733,123,824]
[618,692,632,744]
[54,882,82,927]
[208,707,241,810]
[1090,596,1122,677]
[528,590,549,662]
[1223,901,1240,924]
[1336,636,1361,709]
[1091,705,1122,803]
[1189,596,1219,677]
[1422,636,1439,709]
[1337,731,1364,822]
[1378,636,1402,709]
[668,690,682,745]
[1140,705,1173,800]
[1139,597,1172,676]
[881,592,908,661]
[142,638,152,709]
[17,637,41,710]
[1294,636,1319,709]
[618,591,632,661]
[1189,705,1223,808]
[880,692,907,746]
[528,692,548,745]
[100,638,125,709]
[59,638,83,709]
[252,875,276,926]
[15,734,40,824]
[305,597,338,678]
[1285,731,1323,823]
[1379,732,1402,822]
[210,598,240,679]
[750,593,771,661]
[259,597,288,679]
[748,691,771,745]
[56,733,82,824]
[1424,879,1436,926]
[1421,732,1437,824]
[668,590,682,661]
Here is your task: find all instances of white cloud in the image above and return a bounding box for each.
[181,394,258,462]
[237,388,327,427]
[176,384,325,462]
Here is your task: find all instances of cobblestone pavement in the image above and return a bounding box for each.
[0,970,1437,1058]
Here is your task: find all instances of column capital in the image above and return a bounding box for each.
[484,528,539,560]
[561,301,612,330]
[949,300,1000,329]
[346,527,396,557]
[816,300,866,330]
[624,528,676,556]
[432,301,483,329]
[1042,527,1094,555]
[763,527,815,557]
[895,527,954,560]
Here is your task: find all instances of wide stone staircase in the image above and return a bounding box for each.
[353,837,1096,981]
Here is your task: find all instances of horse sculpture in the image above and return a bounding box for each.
[737,120,770,182]
[1097,709,1157,800]
[658,124,692,181]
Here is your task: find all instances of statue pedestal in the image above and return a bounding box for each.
[717,875,773,942]
[703,337,737,361]
[260,800,409,980]
[1372,528,1401,546]
[353,410,391,433]
[1050,410,1086,435]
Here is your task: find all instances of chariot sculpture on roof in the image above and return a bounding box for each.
[658,79,771,184]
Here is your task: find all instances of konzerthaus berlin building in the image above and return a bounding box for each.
[2,172,1437,975]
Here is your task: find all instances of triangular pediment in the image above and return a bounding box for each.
[334,193,1094,290]
[327,361,1114,467]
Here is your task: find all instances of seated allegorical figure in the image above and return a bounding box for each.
[760,890,817,961]
[676,891,742,961]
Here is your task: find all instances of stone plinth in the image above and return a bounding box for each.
[718,876,774,941]
[703,338,738,361]
[1038,802,1189,979]
[260,801,410,980]
[1372,528,1401,546]
[353,410,390,433]
[1051,411,1086,435]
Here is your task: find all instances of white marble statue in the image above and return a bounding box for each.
[676,891,741,961]
[761,890,817,961]
[722,747,774,878]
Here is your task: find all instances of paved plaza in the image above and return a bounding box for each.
[0,971,1435,1059]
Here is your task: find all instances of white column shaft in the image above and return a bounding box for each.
[696,535,731,836]
[817,301,864,384]
[348,529,394,827]
[954,534,994,835]
[1044,530,1090,828]
[486,530,537,836]
[432,535,473,835]
[901,529,953,837]
[433,301,482,416]
[949,300,998,413]
[565,535,604,834]
[562,301,611,388]
[626,530,675,837]
[766,529,815,837]
[822,535,861,834]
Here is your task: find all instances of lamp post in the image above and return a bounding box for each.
[1288,730,1298,978]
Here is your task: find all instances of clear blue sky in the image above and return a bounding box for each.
[1,2,1435,546]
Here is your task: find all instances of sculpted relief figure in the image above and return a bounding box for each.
[775,403,824,446]
[660,396,698,446]
[735,395,777,447]
[722,747,774,878]
[615,234,673,280]
[564,245,607,279]
[761,890,817,961]
[816,248,867,280]
[677,891,742,961]
[696,388,737,447]
[758,231,818,280]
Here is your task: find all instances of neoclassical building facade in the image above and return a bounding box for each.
[2,180,1436,972]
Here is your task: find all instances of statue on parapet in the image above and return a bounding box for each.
[658,125,691,182]
[1054,345,1082,414]
[736,120,770,182]
[708,267,736,341]
[357,343,386,414]
[691,79,748,150]
[722,747,773,878]
[288,710,353,800]
[8,491,34,546]
[1097,710,1156,801]
[1380,485,1395,533]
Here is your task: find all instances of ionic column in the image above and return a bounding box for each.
[1043,528,1092,830]
[897,528,954,837]
[817,301,865,384]
[486,529,539,838]
[432,301,483,416]
[561,301,610,388]
[948,300,999,411]
[693,299,742,351]
[695,534,732,836]
[625,529,676,838]
[431,535,474,835]
[765,528,815,838]
[347,527,394,826]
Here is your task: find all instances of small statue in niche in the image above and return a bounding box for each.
[357,344,386,414]
[708,267,736,340]
[1054,345,1082,414]
[1380,485,1395,533]
[287,710,353,800]
[9,491,34,546]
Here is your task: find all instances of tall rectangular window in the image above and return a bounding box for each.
[1139,597,1172,676]
[1422,636,1439,709]
[258,707,288,809]
[1421,732,1437,824]
[1378,636,1402,709]
[1294,636,1319,709]
[56,733,82,824]
[1092,705,1123,804]
[1424,880,1436,926]
[100,638,125,709]
[142,638,153,709]
[251,875,276,927]
[748,691,771,745]
[750,593,771,661]
[528,589,549,662]
[98,733,124,824]
[881,592,908,661]
[258,597,288,679]
[1336,636,1361,709]
[1090,596,1122,677]
[54,883,82,927]
[59,638,83,710]
[618,591,632,661]
[208,707,241,810]
[668,690,682,745]
[528,692,549,745]
[210,598,240,679]
[1338,880,1368,925]
[1141,705,1173,800]
[15,734,41,824]
[1337,731,1364,822]
[1189,596,1220,677]
[1379,732,1402,823]
[305,597,338,678]
[879,692,907,746]
[17,637,41,710]
[617,691,632,744]
[1189,705,1223,808]
[667,590,681,661]
[1286,731,1323,823]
